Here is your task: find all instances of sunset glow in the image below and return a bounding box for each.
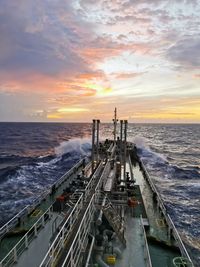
[0,0,200,122]
[57,108,89,113]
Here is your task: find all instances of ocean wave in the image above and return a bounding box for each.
[136,141,200,181]
[55,138,91,157]
[0,123,199,263]
[0,137,92,226]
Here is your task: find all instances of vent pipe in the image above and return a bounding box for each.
[92,119,96,173]
[96,119,100,163]
[123,120,128,179]
[120,120,123,165]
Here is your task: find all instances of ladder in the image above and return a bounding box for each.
[102,200,126,246]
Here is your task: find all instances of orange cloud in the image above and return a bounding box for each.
[76,71,106,80]
[193,74,200,79]
[113,72,146,79]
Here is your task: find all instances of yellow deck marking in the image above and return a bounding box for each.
[156,218,166,228]
[31,209,42,217]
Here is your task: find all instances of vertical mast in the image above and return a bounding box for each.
[96,119,100,163]
[113,107,118,143]
[91,119,96,173]
[124,120,128,179]
[120,120,123,165]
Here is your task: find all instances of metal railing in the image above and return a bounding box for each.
[140,160,167,213]
[0,206,29,241]
[0,158,85,242]
[53,158,85,189]
[140,216,152,267]
[0,206,53,267]
[101,161,111,189]
[84,162,103,201]
[167,215,193,265]
[39,159,109,267]
[61,196,95,267]
[140,159,194,266]
[39,193,84,267]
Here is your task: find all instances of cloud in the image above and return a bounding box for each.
[166,38,200,69]
[0,1,91,77]
[193,74,200,79]
[0,0,200,122]
[112,72,146,79]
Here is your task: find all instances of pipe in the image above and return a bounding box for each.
[120,120,123,165]
[123,120,128,180]
[92,119,96,173]
[96,254,109,267]
[85,235,95,267]
[103,229,115,241]
[96,119,100,163]
[102,231,122,259]
[121,206,125,221]
[113,247,122,259]
[96,195,107,226]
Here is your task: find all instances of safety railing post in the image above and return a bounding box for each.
[62,229,65,248]
[42,215,45,227]
[13,247,17,262]
[25,234,28,248]
[34,224,37,237]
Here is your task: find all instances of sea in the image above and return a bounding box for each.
[0,122,199,265]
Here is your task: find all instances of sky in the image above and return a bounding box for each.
[0,0,200,123]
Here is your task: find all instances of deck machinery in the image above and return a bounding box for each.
[0,110,194,267]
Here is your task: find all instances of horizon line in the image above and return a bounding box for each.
[0,121,199,125]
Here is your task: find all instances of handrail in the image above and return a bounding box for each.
[61,195,95,267]
[107,143,113,154]
[40,160,105,267]
[39,193,84,267]
[167,215,193,265]
[0,158,85,242]
[83,162,103,201]
[0,206,53,267]
[140,216,152,267]
[140,160,167,212]
[140,159,194,266]
[54,158,85,188]
[39,160,103,267]
[100,161,111,189]
[85,235,95,267]
[0,206,29,240]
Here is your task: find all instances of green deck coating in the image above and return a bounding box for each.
[0,164,84,261]
[130,185,147,218]
[0,150,190,267]
[149,242,180,267]
[131,163,182,266]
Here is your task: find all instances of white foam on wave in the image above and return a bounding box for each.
[55,138,91,157]
[133,136,150,150]
[37,157,59,168]
[133,135,167,163]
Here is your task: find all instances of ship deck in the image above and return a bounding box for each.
[0,160,85,265]
[0,150,190,267]
[115,216,147,267]
[11,212,63,267]
[111,162,181,267]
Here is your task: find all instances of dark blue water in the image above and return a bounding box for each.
[0,122,199,264]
